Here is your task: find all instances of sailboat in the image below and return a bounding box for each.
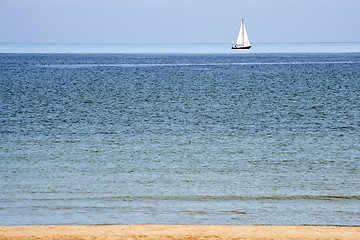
[232,19,251,49]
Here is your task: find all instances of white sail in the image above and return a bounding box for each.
[236,19,250,47]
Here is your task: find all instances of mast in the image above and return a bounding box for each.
[242,19,244,46]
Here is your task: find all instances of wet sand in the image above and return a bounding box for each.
[1,225,360,240]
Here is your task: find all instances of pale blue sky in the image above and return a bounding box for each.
[0,0,359,43]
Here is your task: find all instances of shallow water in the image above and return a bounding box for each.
[1,52,360,226]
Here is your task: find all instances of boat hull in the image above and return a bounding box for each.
[231,45,251,49]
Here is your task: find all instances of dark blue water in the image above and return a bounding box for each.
[1,53,360,226]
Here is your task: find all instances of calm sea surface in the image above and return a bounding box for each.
[1,44,360,226]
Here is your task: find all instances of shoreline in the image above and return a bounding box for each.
[1,225,360,240]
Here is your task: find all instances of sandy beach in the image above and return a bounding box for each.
[0,225,359,240]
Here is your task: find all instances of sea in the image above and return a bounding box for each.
[0,42,360,226]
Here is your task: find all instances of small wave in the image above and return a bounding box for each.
[160,195,360,201]
[35,61,358,69]
[12,195,360,202]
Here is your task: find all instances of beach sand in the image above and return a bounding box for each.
[1,225,360,240]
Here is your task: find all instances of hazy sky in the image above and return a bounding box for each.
[1,0,359,43]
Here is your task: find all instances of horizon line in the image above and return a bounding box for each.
[1,41,360,45]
